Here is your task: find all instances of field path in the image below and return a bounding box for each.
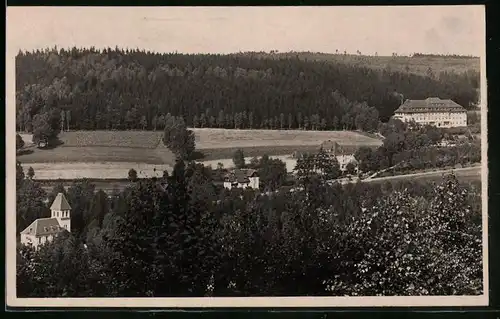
[346,166,481,184]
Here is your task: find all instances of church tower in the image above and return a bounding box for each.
[50,192,72,232]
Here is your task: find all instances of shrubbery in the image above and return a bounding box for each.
[393,142,481,173]
[163,114,196,160]
[356,119,481,175]
[17,163,482,297]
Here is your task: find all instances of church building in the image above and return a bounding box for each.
[20,192,72,250]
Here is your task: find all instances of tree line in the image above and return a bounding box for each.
[16,159,482,297]
[16,47,479,136]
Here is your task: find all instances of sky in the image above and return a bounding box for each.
[7,6,485,56]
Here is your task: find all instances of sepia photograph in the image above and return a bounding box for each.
[6,5,488,308]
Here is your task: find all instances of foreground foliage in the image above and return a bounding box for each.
[16,160,482,297]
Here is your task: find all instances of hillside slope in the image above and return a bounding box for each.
[16,48,479,134]
[231,51,480,76]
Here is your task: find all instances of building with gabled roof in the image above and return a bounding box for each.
[393,97,467,128]
[223,169,259,190]
[319,140,359,173]
[20,192,72,250]
[320,140,346,156]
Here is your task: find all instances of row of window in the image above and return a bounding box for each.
[419,121,465,127]
[412,116,464,121]
[53,210,70,218]
[38,235,53,244]
[404,114,465,121]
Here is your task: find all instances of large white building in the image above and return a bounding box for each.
[393,97,467,128]
[20,193,71,250]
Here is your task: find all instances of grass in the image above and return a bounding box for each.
[233,52,480,76]
[58,130,163,149]
[17,129,382,166]
[22,162,170,180]
[17,146,170,164]
[192,128,383,149]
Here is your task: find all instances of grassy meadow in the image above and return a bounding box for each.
[16,129,382,180]
[18,129,382,162]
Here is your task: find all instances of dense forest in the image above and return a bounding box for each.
[16,160,482,297]
[15,47,479,133]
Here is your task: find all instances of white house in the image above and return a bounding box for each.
[223,169,259,190]
[20,192,72,250]
[393,97,467,128]
[320,140,359,173]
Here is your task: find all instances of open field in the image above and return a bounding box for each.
[57,130,163,149]
[233,52,480,76]
[192,128,383,149]
[17,147,171,164]
[23,155,294,180]
[17,129,382,166]
[24,162,171,180]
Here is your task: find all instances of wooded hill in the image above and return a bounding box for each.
[231,51,480,76]
[16,47,479,133]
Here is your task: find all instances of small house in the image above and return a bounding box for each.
[319,140,359,173]
[223,169,259,190]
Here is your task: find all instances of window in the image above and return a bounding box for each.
[38,237,41,244]
[64,225,67,229]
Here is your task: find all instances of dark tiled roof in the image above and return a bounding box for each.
[320,140,346,155]
[50,193,72,211]
[224,169,258,183]
[394,98,466,114]
[20,218,62,236]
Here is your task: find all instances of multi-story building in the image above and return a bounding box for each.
[20,192,71,250]
[393,97,467,128]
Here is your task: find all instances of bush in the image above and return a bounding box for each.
[17,170,482,297]
[217,173,482,296]
[325,174,482,295]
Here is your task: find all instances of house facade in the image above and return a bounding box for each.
[320,140,359,173]
[20,192,72,250]
[223,169,259,190]
[393,97,467,128]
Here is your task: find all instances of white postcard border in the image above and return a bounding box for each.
[5,5,489,308]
